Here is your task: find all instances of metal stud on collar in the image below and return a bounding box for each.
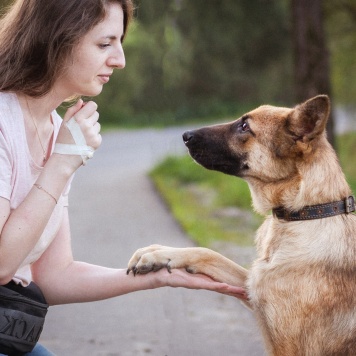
[345,195,355,213]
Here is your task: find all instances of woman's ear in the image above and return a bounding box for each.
[287,95,330,143]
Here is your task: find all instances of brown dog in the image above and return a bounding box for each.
[127,95,356,355]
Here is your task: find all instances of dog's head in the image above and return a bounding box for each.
[182,95,344,212]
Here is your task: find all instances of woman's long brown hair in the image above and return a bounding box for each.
[0,0,134,97]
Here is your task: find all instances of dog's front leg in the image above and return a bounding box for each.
[127,245,248,288]
[127,245,252,308]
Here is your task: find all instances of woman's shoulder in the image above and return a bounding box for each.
[0,92,22,127]
[0,92,20,115]
[0,92,17,109]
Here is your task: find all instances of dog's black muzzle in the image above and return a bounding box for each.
[182,128,247,177]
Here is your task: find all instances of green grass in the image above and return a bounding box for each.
[150,156,261,247]
[337,132,356,193]
[150,132,356,248]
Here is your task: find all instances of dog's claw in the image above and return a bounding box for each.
[126,267,138,276]
[127,255,173,276]
[186,266,194,274]
[166,259,172,273]
[127,262,172,276]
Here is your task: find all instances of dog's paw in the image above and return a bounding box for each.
[127,244,171,275]
[129,253,172,276]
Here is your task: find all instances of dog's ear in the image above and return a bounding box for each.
[287,95,330,143]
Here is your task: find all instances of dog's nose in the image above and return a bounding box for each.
[183,131,194,144]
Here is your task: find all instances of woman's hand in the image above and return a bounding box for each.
[156,268,248,300]
[54,99,102,169]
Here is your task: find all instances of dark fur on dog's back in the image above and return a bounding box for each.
[128,96,356,355]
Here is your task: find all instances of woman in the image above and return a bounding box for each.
[0,0,246,354]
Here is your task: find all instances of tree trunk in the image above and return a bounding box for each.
[291,0,335,148]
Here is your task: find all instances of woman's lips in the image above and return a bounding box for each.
[98,74,111,83]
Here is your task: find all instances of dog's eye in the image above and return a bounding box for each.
[241,121,250,133]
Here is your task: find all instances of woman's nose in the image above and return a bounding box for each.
[108,46,125,69]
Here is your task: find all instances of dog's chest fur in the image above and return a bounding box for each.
[247,214,356,354]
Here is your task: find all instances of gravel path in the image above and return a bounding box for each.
[40,127,265,356]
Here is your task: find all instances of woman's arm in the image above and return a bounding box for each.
[0,158,74,284]
[0,101,100,284]
[32,209,247,305]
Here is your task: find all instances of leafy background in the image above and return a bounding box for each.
[1,0,355,129]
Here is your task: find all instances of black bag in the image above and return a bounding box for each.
[0,281,48,355]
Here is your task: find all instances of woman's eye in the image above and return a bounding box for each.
[99,43,110,49]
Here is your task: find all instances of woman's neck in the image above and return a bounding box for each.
[17,92,63,123]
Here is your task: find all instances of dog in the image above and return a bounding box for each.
[127,95,356,355]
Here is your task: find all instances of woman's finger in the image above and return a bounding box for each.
[63,99,84,122]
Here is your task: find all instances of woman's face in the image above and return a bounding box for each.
[57,3,125,98]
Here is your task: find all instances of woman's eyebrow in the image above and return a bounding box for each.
[101,35,118,40]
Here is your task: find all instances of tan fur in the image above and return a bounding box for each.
[128,96,356,355]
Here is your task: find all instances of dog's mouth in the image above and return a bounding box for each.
[190,150,247,176]
[188,149,220,165]
[190,151,232,171]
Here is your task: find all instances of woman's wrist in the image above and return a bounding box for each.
[32,154,78,204]
[126,268,168,292]
[46,153,82,178]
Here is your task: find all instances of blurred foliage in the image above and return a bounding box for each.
[337,132,356,192]
[325,0,356,105]
[95,0,293,126]
[0,0,355,126]
[96,0,355,126]
[0,0,10,9]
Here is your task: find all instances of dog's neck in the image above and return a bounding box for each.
[248,141,352,215]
